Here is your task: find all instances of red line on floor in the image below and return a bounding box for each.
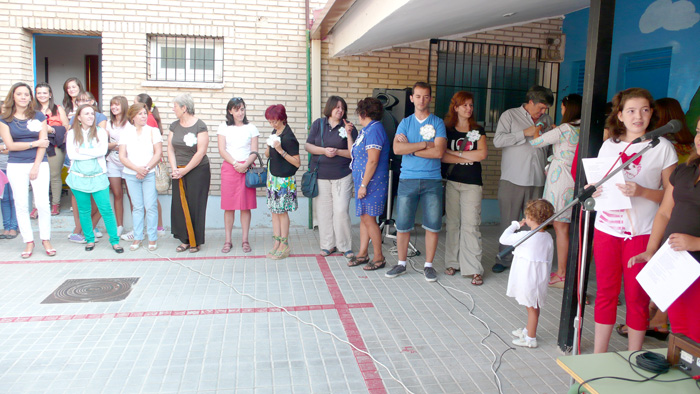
[315,255,387,394]
[0,303,374,323]
[0,253,320,265]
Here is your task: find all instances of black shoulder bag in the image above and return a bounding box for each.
[301,125,324,198]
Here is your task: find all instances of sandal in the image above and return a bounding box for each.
[30,208,38,219]
[221,242,232,253]
[267,236,281,259]
[51,204,60,216]
[445,267,459,276]
[21,241,34,259]
[189,246,200,253]
[549,272,565,286]
[363,258,386,271]
[242,241,252,253]
[85,243,95,251]
[272,237,290,260]
[320,247,337,257]
[343,250,355,259]
[347,255,370,267]
[176,244,190,253]
[615,324,628,338]
[471,274,483,286]
[113,244,124,254]
[42,240,56,257]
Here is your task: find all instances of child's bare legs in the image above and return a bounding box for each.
[526,306,540,338]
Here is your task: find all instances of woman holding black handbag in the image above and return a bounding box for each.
[217,97,259,254]
[305,96,357,259]
[265,104,300,260]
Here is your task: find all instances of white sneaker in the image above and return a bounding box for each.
[117,226,123,237]
[94,227,103,238]
[512,328,527,339]
[512,337,538,348]
[157,226,166,236]
[121,230,134,241]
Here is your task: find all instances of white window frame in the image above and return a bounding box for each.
[148,35,223,83]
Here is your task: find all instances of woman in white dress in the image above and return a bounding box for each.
[529,94,581,287]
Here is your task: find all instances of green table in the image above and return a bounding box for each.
[558,348,698,394]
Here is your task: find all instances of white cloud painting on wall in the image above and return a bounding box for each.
[639,0,700,33]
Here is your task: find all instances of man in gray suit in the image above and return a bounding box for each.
[492,86,554,273]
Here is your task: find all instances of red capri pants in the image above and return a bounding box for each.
[593,230,650,331]
[668,277,700,343]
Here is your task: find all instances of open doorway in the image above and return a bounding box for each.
[34,34,102,108]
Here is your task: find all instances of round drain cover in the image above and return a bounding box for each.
[42,277,139,304]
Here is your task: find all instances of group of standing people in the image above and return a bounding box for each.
[0,79,309,260]
[493,84,699,350]
[2,77,698,351]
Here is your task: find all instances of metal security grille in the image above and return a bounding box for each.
[147,35,224,82]
[429,39,560,131]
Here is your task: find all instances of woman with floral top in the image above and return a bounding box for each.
[441,91,487,285]
[529,94,581,287]
[264,104,300,260]
[305,96,357,259]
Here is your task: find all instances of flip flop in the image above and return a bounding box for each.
[320,247,337,257]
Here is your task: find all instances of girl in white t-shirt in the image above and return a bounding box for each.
[592,88,678,354]
[217,97,260,254]
[106,96,130,237]
[118,103,163,251]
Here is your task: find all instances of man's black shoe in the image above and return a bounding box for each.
[492,263,510,273]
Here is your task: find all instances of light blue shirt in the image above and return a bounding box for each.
[396,114,446,180]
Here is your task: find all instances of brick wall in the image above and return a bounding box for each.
[0,0,562,199]
[322,18,563,199]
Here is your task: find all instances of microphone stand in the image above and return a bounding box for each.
[496,137,662,357]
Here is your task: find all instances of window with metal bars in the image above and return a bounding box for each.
[429,40,560,131]
[147,35,223,82]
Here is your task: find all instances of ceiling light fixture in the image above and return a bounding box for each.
[502,12,517,17]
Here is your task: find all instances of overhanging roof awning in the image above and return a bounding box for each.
[312,0,589,56]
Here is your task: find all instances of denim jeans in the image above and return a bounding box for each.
[394,178,443,233]
[124,172,158,241]
[1,169,18,231]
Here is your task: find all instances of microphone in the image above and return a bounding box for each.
[631,119,682,144]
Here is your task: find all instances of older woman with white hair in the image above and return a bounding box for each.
[167,94,210,253]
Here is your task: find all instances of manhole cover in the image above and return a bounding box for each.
[41,278,139,304]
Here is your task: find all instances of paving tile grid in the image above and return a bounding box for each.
[0,224,667,393]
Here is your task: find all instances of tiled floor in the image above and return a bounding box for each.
[0,224,667,393]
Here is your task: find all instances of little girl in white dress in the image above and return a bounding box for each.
[499,199,555,348]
